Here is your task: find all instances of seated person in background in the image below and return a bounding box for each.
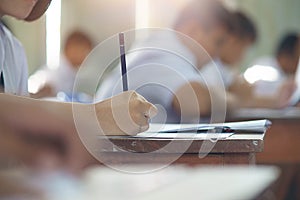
[30,30,94,99]
[97,0,234,123]
[247,33,299,97]
[200,11,296,109]
[201,11,257,90]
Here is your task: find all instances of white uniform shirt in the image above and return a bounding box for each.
[96,31,205,123]
[200,58,237,89]
[45,56,77,94]
[30,56,78,97]
[0,22,28,95]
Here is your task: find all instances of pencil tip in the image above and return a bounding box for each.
[119,32,125,45]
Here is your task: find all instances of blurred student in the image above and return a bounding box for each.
[201,11,257,90]
[0,0,157,172]
[201,11,295,109]
[219,11,257,100]
[30,30,94,98]
[249,33,300,96]
[97,0,234,123]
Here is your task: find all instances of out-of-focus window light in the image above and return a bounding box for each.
[135,0,149,28]
[244,65,280,84]
[46,0,61,69]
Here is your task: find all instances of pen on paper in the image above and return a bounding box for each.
[119,32,128,91]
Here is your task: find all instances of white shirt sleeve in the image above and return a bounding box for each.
[16,45,29,96]
[200,59,237,89]
[0,24,29,96]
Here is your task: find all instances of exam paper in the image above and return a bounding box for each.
[145,119,271,133]
[136,132,233,140]
[136,119,270,139]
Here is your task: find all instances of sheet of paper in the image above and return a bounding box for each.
[136,132,233,140]
[134,119,270,139]
[144,119,271,134]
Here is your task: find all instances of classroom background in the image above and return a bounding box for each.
[1,0,300,199]
[3,0,300,75]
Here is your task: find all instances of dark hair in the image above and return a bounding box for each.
[174,0,233,32]
[230,11,257,43]
[64,30,94,50]
[276,33,299,57]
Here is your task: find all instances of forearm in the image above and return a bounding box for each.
[0,94,77,134]
[224,92,242,112]
[0,93,129,136]
[243,96,278,109]
[173,82,213,120]
[0,91,155,136]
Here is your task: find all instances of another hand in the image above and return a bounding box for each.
[229,76,254,100]
[275,78,297,108]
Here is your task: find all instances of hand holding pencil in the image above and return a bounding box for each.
[93,32,157,135]
[96,90,157,135]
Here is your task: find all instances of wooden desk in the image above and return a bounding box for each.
[255,119,300,200]
[95,134,264,166]
[256,119,300,164]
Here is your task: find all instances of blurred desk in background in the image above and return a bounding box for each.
[228,108,300,200]
[230,107,300,121]
[257,118,300,164]
[95,133,264,166]
[229,108,300,164]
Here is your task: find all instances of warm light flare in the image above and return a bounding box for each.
[46,0,61,69]
[135,0,149,28]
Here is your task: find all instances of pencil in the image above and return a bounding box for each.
[119,32,128,91]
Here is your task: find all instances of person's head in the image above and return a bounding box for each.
[0,0,51,21]
[174,0,233,60]
[276,33,300,75]
[220,11,257,66]
[63,30,94,69]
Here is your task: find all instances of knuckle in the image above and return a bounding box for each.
[130,91,138,98]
